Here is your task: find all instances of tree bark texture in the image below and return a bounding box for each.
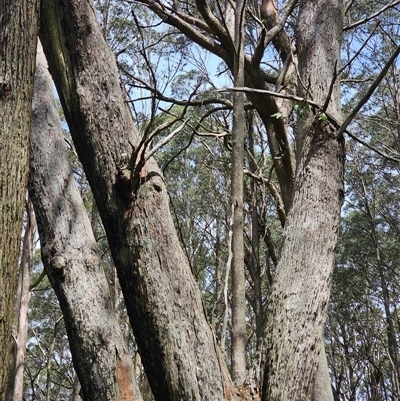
[39,1,235,400]
[230,0,247,386]
[261,1,345,400]
[29,43,142,401]
[0,0,39,398]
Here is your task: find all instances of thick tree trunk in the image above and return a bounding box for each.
[261,1,345,400]
[28,43,142,401]
[0,0,39,398]
[39,1,235,400]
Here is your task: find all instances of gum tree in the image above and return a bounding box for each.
[0,0,39,398]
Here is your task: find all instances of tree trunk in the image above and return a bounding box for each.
[6,200,36,401]
[28,43,142,401]
[230,0,247,386]
[39,1,235,400]
[0,0,39,398]
[261,1,345,400]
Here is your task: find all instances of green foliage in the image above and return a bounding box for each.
[25,269,73,400]
[293,101,312,119]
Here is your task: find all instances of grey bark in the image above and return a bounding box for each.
[261,1,345,400]
[0,1,39,398]
[39,1,236,400]
[313,345,335,401]
[28,43,142,401]
[230,0,247,386]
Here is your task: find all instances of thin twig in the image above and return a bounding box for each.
[321,61,338,114]
[339,22,380,75]
[145,119,190,160]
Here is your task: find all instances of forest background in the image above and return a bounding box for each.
[2,0,400,400]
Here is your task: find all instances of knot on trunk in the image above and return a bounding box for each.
[51,253,67,276]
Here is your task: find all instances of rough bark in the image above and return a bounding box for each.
[230,0,247,386]
[0,0,39,398]
[261,1,345,400]
[39,1,235,400]
[28,43,142,401]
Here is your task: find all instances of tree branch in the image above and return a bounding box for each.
[337,44,400,137]
[344,0,400,31]
[121,65,234,108]
[132,0,230,60]
[219,86,400,162]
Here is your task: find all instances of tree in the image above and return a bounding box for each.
[28,43,142,401]
[230,0,247,386]
[7,0,400,400]
[6,199,36,401]
[34,0,346,399]
[0,0,39,398]
[260,1,345,399]
[39,0,234,399]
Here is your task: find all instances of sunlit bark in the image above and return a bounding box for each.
[29,44,142,401]
[262,1,345,399]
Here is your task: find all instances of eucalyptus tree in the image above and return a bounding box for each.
[326,25,400,398]
[327,140,400,400]
[34,0,346,399]
[0,0,39,398]
[28,45,142,401]
[13,1,400,401]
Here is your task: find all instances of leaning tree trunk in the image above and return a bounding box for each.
[28,43,142,401]
[261,1,345,400]
[39,1,235,400]
[0,0,39,398]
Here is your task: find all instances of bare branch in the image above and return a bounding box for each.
[321,61,338,114]
[344,0,400,31]
[131,0,229,60]
[145,119,190,161]
[252,0,298,66]
[219,86,400,162]
[120,65,234,107]
[217,86,322,109]
[29,269,47,291]
[195,0,233,49]
[344,130,400,162]
[339,22,380,75]
[243,169,286,226]
[337,44,400,137]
